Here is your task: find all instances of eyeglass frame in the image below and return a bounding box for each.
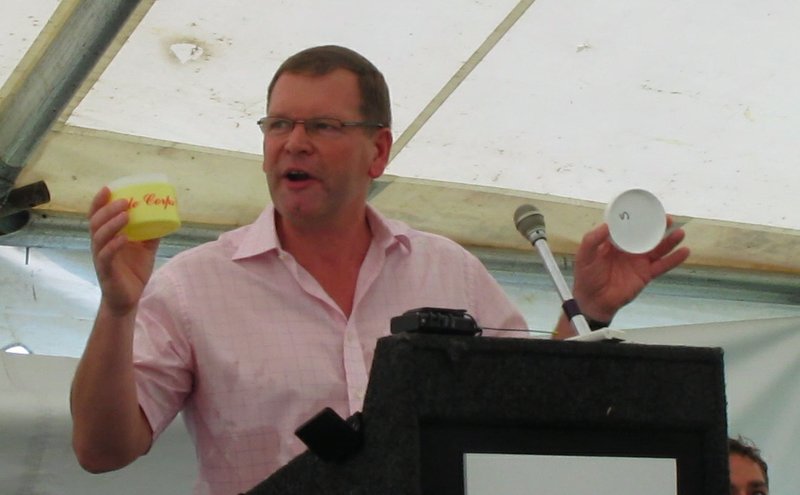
[256,116,386,137]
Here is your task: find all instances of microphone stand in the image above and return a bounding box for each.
[528,234,591,337]
[534,239,626,342]
[515,204,625,342]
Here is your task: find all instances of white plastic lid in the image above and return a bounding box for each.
[604,188,666,254]
[107,173,169,190]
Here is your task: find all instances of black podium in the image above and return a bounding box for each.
[246,334,728,495]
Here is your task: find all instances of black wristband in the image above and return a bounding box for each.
[586,318,612,331]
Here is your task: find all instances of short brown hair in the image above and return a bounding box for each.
[267,45,392,128]
[729,436,769,487]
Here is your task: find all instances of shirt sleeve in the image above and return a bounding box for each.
[462,249,530,333]
[132,267,194,441]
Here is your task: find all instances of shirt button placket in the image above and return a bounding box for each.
[343,325,368,414]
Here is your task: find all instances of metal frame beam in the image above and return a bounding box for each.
[0,0,152,202]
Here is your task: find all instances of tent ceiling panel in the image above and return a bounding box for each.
[3,0,800,276]
[66,0,523,153]
[389,0,800,231]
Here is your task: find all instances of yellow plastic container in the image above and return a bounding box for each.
[107,173,181,241]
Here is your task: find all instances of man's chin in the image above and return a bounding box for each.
[275,201,326,223]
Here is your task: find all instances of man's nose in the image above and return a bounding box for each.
[284,121,313,150]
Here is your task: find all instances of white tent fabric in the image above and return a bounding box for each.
[2,318,797,494]
[4,0,800,275]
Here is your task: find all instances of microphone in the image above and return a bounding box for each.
[514,204,591,337]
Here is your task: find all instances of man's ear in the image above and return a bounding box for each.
[368,128,393,179]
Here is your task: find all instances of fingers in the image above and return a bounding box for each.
[578,223,614,264]
[92,218,127,276]
[140,238,161,254]
[647,227,685,260]
[650,246,691,278]
[581,223,611,250]
[89,187,128,239]
[90,204,128,248]
[89,188,131,270]
[647,222,690,277]
[88,187,111,218]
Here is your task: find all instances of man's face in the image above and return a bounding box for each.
[730,453,768,495]
[262,69,390,228]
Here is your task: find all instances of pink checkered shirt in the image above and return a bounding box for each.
[133,205,526,495]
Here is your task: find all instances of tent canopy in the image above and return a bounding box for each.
[1,0,799,274]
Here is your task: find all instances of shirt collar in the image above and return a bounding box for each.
[231,204,412,261]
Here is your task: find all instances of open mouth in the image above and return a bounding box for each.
[285,170,312,182]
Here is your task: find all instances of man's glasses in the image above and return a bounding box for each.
[257,116,385,138]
